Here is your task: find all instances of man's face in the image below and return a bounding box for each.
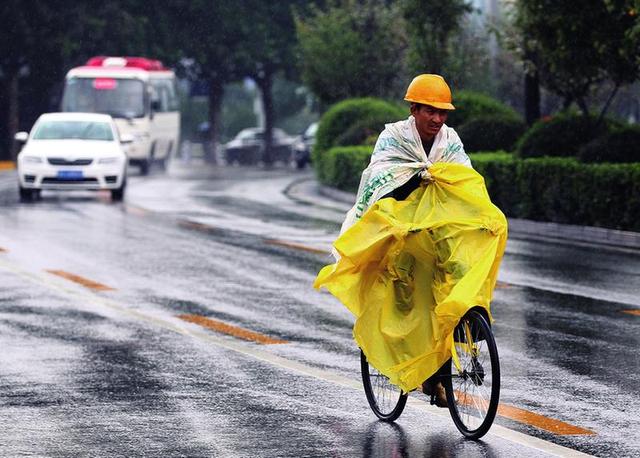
[411,104,449,141]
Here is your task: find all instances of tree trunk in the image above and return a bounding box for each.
[8,70,19,161]
[206,77,224,165]
[258,71,274,167]
[524,69,541,125]
[596,83,620,128]
[577,97,589,117]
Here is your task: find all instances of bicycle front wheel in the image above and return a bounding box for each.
[444,309,500,440]
[360,350,408,422]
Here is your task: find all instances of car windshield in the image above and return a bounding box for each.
[62,77,146,118]
[32,121,114,141]
[236,129,288,141]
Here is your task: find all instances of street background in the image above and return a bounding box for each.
[2,1,640,457]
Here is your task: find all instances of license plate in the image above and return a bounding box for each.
[57,170,83,180]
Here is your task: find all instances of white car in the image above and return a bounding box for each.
[15,113,130,201]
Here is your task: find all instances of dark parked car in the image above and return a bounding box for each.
[224,127,296,165]
[292,122,318,169]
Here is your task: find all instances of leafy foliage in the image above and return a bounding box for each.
[335,118,393,147]
[402,0,472,75]
[320,147,640,231]
[446,90,520,128]
[471,153,640,231]
[317,146,373,191]
[512,0,640,117]
[295,0,406,106]
[314,97,405,154]
[578,126,640,163]
[458,116,526,152]
[0,0,176,159]
[516,113,620,158]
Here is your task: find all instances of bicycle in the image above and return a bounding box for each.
[360,308,500,440]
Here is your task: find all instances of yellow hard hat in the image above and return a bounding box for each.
[404,74,455,110]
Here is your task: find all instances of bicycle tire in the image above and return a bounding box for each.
[444,309,500,440]
[360,350,408,422]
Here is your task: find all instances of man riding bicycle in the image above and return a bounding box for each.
[315,74,506,421]
[378,75,472,407]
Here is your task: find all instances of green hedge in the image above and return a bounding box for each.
[313,98,405,183]
[516,113,621,158]
[318,145,372,191]
[578,126,640,163]
[458,116,527,152]
[319,146,640,232]
[314,98,404,157]
[335,119,385,147]
[470,152,640,231]
[446,90,520,128]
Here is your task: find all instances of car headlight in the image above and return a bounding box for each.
[22,156,43,163]
[98,157,120,164]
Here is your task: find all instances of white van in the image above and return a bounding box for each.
[61,56,180,174]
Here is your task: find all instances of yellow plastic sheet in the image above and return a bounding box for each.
[314,163,507,393]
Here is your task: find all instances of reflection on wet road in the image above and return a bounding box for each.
[0,163,637,457]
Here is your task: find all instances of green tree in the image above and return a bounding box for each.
[0,0,71,160]
[401,0,472,75]
[295,0,406,107]
[0,0,173,160]
[169,0,246,163]
[513,0,640,121]
[238,0,308,165]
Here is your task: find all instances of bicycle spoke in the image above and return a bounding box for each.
[448,311,499,438]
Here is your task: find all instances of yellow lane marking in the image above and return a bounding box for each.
[265,239,330,255]
[178,314,288,345]
[0,161,15,171]
[179,220,216,233]
[455,390,595,435]
[622,309,640,316]
[46,270,115,292]
[124,204,150,216]
[497,403,595,435]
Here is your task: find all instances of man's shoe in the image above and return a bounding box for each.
[421,380,432,395]
[432,382,448,408]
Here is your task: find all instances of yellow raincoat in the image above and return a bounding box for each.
[314,162,507,393]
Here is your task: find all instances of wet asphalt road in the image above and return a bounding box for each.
[0,162,638,457]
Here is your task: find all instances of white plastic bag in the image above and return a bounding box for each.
[340,116,471,235]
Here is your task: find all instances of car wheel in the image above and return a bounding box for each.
[296,157,307,169]
[157,156,167,172]
[111,179,126,202]
[19,186,34,202]
[139,159,150,175]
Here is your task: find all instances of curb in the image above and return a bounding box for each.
[315,182,640,251]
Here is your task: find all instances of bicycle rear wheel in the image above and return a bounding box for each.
[360,350,408,422]
[444,309,500,440]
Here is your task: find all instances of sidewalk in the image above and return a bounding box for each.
[287,177,640,252]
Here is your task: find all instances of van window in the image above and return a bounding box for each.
[151,79,178,112]
[62,78,145,118]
